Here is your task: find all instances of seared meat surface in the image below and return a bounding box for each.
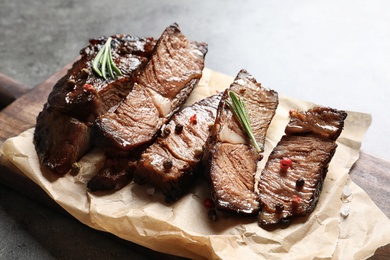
[95,84,163,156]
[257,107,347,226]
[203,70,279,215]
[34,35,155,175]
[207,142,260,213]
[286,107,347,140]
[94,23,208,155]
[258,135,337,225]
[227,70,280,146]
[134,93,221,202]
[34,104,92,175]
[48,35,155,120]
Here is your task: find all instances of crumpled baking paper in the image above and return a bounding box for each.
[1,68,390,259]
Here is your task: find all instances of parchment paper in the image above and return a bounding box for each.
[1,68,390,259]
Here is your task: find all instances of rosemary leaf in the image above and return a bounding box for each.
[107,49,115,79]
[92,47,104,77]
[109,46,122,77]
[226,91,263,153]
[92,37,122,80]
[101,41,109,79]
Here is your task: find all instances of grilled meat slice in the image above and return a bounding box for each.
[48,35,155,120]
[34,104,92,175]
[203,70,279,215]
[94,84,163,156]
[34,35,155,175]
[257,107,347,226]
[134,93,221,202]
[206,142,261,213]
[94,23,208,155]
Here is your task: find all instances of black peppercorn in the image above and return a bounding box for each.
[175,123,183,134]
[296,178,305,188]
[81,68,90,79]
[163,160,173,170]
[67,78,76,86]
[275,203,284,212]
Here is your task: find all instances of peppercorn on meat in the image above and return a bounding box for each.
[94,23,208,156]
[34,35,155,175]
[134,93,221,202]
[47,35,155,119]
[258,107,347,226]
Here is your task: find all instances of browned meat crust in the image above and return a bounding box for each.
[34,35,155,175]
[202,70,279,215]
[257,107,347,226]
[133,93,221,202]
[94,23,208,156]
[48,35,155,120]
[286,107,347,140]
[34,104,92,174]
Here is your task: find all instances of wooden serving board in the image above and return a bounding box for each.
[0,66,389,259]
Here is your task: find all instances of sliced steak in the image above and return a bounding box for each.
[203,70,279,215]
[34,35,155,175]
[94,84,163,156]
[133,93,221,202]
[94,23,208,155]
[48,35,155,120]
[257,107,347,226]
[34,104,92,175]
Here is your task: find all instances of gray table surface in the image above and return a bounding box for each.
[1,1,389,259]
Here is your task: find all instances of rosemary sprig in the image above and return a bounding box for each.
[225,91,263,153]
[92,37,122,80]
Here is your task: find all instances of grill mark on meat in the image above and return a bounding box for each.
[34,35,155,175]
[94,23,208,155]
[134,94,221,202]
[258,107,347,226]
[203,70,279,215]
